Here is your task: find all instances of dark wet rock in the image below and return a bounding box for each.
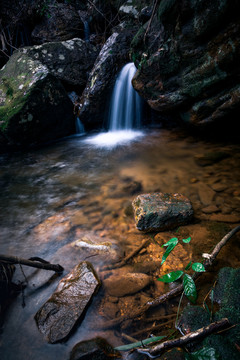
[139,6,152,23]
[178,305,210,334]
[131,0,240,130]
[35,262,100,343]
[177,268,240,360]
[18,39,99,88]
[206,267,240,360]
[31,3,84,44]
[121,180,143,195]
[0,52,75,149]
[70,337,121,360]
[103,272,151,297]
[194,152,230,167]
[78,28,137,129]
[132,193,193,232]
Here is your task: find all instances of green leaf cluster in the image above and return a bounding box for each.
[158,237,205,303]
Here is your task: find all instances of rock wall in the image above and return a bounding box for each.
[131,0,240,129]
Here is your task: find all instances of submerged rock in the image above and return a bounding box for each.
[18,39,99,88]
[70,337,121,360]
[132,193,193,232]
[0,52,75,149]
[103,272,151,297]
[35,262,100,343]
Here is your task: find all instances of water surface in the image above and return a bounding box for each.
[0,129,240,359]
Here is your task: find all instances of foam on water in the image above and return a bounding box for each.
[83,130,144,148]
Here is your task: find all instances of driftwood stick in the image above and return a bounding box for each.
[137,318,230,357]
[0,254,64,274]
[101,238,151,271]
[97,225,240,329]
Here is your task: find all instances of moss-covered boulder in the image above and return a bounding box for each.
[178,267,240,360]
[18,38,99,89]
[0,51,75,149]
[131,0,240,130]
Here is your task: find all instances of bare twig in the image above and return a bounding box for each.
[137,318,231,357]
[101,237,151,271]
[0,254,64,274]
[131,318,175,337]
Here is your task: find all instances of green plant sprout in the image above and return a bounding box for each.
[157,237,205,303]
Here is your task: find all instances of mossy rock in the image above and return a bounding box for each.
[0,51,75,148]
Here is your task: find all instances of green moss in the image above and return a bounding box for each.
[0,76,31,131]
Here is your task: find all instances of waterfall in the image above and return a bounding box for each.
[108,62,142,131]
[83,20,90,42]
[76,117,85,135]
[84,62,143,147]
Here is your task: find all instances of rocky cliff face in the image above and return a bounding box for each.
[131,0,240,130]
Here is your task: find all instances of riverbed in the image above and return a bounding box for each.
[0,128,240,359]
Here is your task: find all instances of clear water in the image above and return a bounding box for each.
[0,129,240,359]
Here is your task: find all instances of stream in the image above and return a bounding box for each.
[0,128,240,359]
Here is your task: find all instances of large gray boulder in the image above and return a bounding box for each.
[78,28,136,129]
[0,52,75,149]
[132,193,194,232]
[35,262,100,343]
[18,38,99,88]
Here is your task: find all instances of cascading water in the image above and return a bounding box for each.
[83,20,90,42]
[84,62,144,147]
[108,62,142,131]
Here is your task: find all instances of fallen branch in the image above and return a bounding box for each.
[0,254,64,274]
[97,224,240,329]
[101,237,151,271]
[137,318,230,357]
